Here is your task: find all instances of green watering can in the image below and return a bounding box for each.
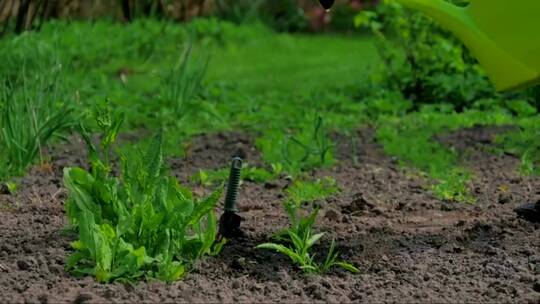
[318,0,540,91]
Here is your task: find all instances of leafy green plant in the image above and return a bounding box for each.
[63,107,223,283]
[257,178,357,274]
[0,68,73,180]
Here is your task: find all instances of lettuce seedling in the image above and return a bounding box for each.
[63,108,222,282]
[257,178,358,274]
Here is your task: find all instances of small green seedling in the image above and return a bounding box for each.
[257,178,358,274]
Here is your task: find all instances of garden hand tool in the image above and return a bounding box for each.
[218,157,244,239]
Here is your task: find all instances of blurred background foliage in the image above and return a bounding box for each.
[0,0,376,35]
[2,0,538,113]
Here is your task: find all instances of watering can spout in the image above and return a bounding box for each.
[395,0,540,91]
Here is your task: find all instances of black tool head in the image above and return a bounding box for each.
[218,210,244,240]
[0,183,11,194]
[514,202,540,223]
[318,0,335,10]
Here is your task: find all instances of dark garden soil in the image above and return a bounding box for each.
[1,127,539,303]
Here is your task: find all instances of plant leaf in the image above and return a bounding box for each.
[306,232,325,249]
[335,261,360,273]
[256,243,302,263]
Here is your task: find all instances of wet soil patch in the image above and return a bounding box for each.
[0,129,539,303]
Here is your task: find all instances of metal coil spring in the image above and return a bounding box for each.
[224,157,242,211]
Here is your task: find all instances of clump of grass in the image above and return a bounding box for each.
[0,67,73,180]
[257,177,358,274]
[159,42,211,128]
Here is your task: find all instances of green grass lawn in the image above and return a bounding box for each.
[206,33,377,93]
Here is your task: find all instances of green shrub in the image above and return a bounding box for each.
[355,0,496,110]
